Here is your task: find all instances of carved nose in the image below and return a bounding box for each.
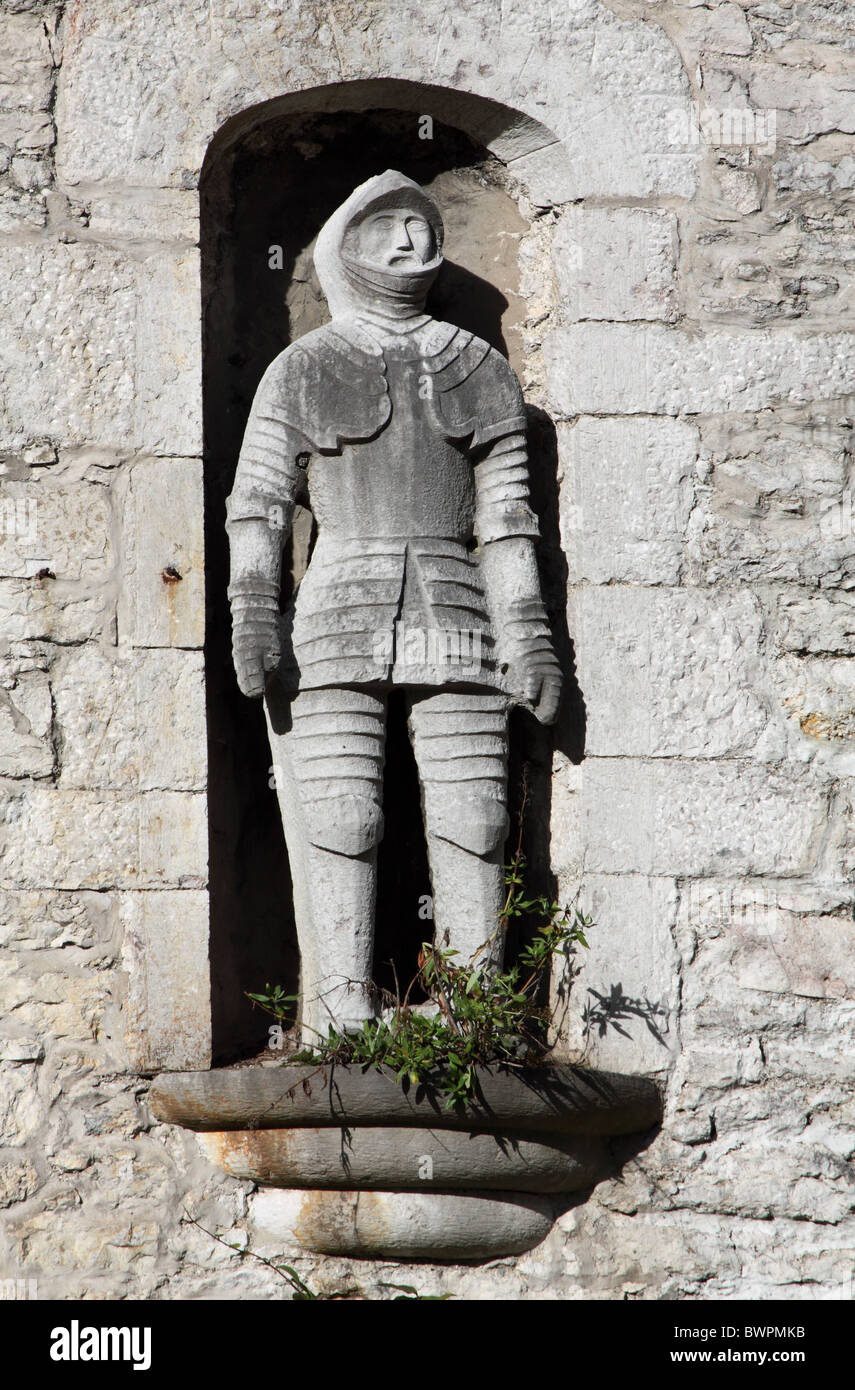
[393,221,415,252]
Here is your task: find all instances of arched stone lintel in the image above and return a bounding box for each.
[201,78,575,208]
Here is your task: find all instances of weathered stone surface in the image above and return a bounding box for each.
[774,654,855,751]
[686,417,855,586]
[0,655,52,778]
[198,1126,606,1193]
[251,1187,555,1260]
[560,416,698,586]
[579,759,828,877]
[561,874,680,1074]
[571,586,772,759]
[118,458,204,649]
[85,190,199,245]
[0,244,135,451]
[0,245,200,456]
[545,323,855,416]
[3,963,112,1050]
[0,10,54,112]
[134,251,202,456]
[0,1062,43,1147]
[0,888,113,951]
[554,207,678,322]
[777,591,855,657]
[54,0,697,199]
[682,882,855,1006]
[54,645,205,790]
[0,788,207,889]
[0,481,112,583]
[149,1063,661,1135]
[0,578,109,645]
[120,891,211,1072]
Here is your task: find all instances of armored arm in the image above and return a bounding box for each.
[474,430,562,726]
[226,358,306,699]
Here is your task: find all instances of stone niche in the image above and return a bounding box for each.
[150,80,660,1261]
[200,84,576,1064]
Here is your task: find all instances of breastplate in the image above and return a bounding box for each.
[306,356,476,541]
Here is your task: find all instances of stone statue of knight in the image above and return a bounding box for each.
[226,171,562,1041]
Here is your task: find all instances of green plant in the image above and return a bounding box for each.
[184,1213,451,1300]
[248,845,591,1109]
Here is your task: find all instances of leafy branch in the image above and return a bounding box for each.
[248,849,591,1109]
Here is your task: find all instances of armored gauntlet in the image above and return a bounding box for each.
[503,594,563,724]
[228,577,281,699]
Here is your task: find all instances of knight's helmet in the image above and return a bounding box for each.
[314,170,444,319]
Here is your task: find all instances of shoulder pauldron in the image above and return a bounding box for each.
[420,325,527,450]
[263,324,392,452]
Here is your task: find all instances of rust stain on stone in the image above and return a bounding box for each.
[799,711,855,741]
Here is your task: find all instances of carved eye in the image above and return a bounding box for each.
[296,453,310,469]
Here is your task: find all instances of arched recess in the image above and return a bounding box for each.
[200,81,578,1064]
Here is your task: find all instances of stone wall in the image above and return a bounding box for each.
[1,0,853,1299]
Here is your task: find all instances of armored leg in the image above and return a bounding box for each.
[407,690,510,973]
[265,686,387,1041]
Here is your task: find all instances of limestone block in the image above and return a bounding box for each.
[554,208,678,322]
[134,250,202,457]
[118,458,204,649]
[250,1188,555,1261]
[774,654,855,746]
[120,891,210,1071]
[0,11,54,112]
[561,874,680,1073]
[0,579,109,645]
[55,0,697,199]
[0,1062,43,1146]
[3,965,112,1047]
[748,63,855,141]
[0,788,207,890]
[678,878,855,1010]
[548,756,583,878]
[0,1156,39,1208]
[0,245,200,457]
[661,1135,855,1224]
[86,190,200,245]
[0,185,47,232]
[580,759,829,877]
[0,110,53,156]
[570,586,770,759]
[559,417,698,586]
[698,2,753,56]
[0,888,112,951]
[13,1207,161,1273]
[545,323,855,416]
[777,592,855,657]
[0,244,136,451]
[0,481,112,582]
[686,423,854,586]
[0,659,52,778]
[54,645,206,791]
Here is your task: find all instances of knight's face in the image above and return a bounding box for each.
[353,207,435,270]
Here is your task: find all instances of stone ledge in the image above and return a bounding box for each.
[198,1127,604,1195]
[251,1187,556,1261]
[149,1062,662,1137]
